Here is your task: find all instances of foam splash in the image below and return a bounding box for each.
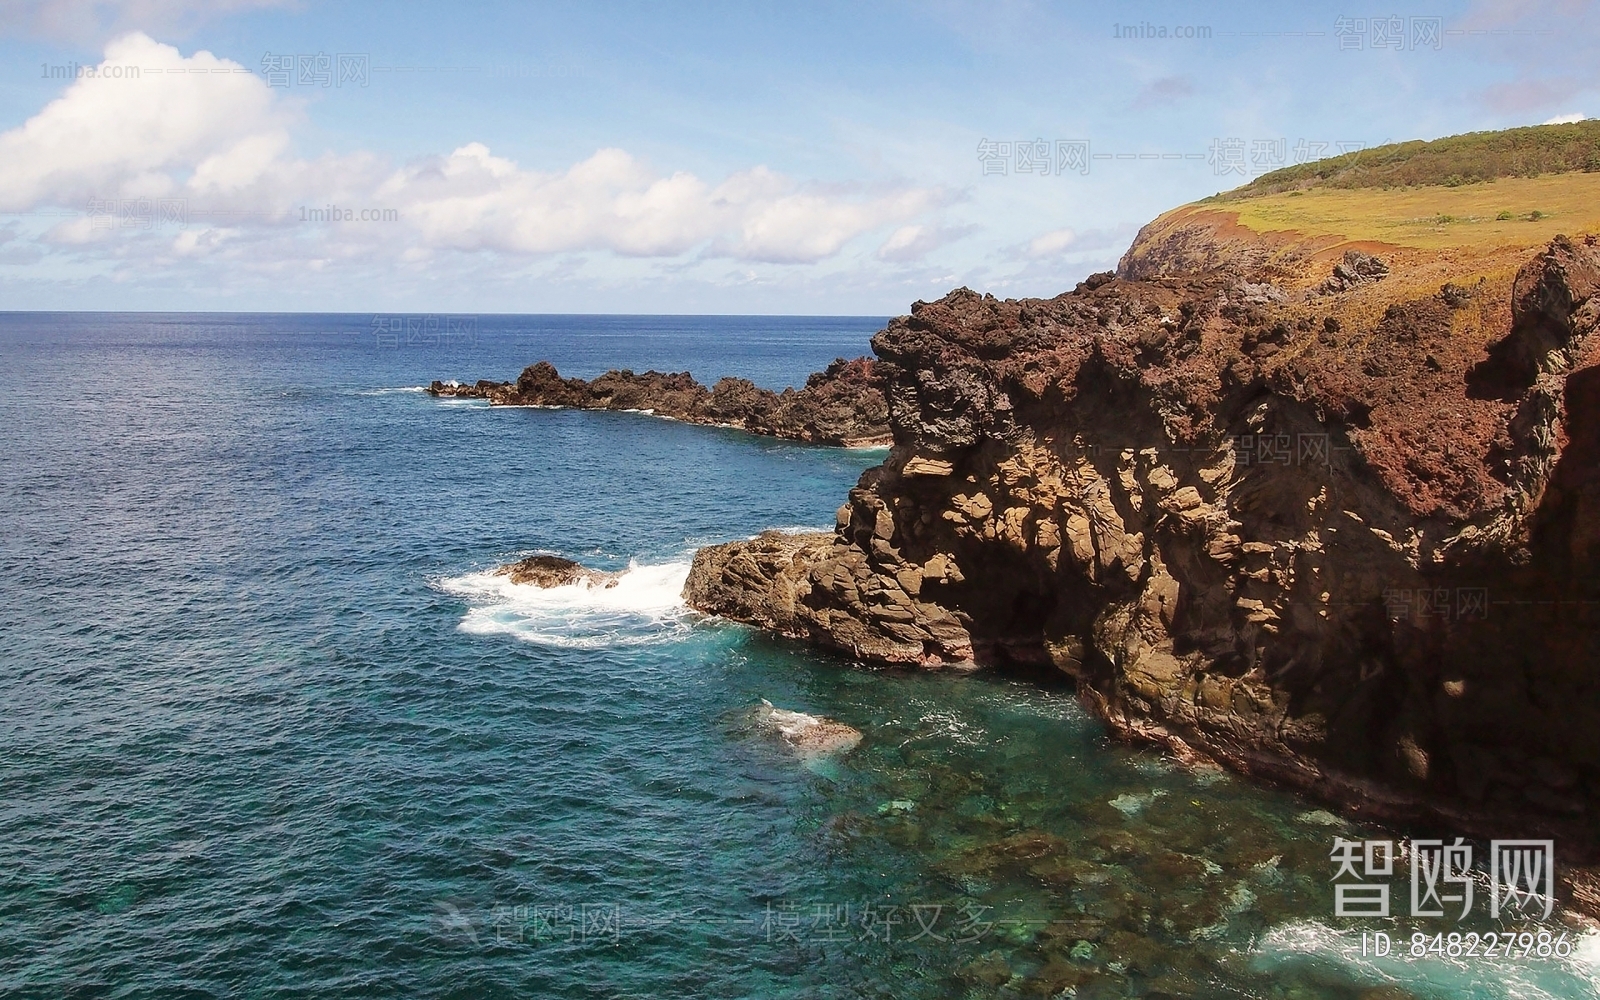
[359,385,429,395]
[916,709,988,748]
[758,701,828,740]
[438,559,693,649]
[1251,920,1600,999]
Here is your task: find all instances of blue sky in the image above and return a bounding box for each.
[0,0,1591,313]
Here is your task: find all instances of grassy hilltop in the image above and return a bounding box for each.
[1211,119,1600,198]
[1119,121,1600,338]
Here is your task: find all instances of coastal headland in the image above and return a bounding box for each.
[462,122,1600,912]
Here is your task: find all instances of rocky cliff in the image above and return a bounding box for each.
[429,357,889,447]
[684,233,1600,880]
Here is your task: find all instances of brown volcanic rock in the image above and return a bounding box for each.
[1318,250,1389,293]
[683,528,973,666]
[428,357,889,446]
[685,235,1600,868]
[495,554,617,589]
[428,377,518,402]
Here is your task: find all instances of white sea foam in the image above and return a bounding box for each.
[359,385,429,395]
[437,558,693,648]
[918,709,988,748]
[758,700,825,737]
[1251,919,1600,999]
[891,703,989,749]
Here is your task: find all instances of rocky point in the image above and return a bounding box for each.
[429,356,890,447]
[683,231,1600,906]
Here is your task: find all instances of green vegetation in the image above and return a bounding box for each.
[1205,120,1600,202]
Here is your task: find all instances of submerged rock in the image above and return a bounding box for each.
[494,554,617,589]
[752,699,862,758]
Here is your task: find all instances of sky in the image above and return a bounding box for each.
[0,0,1593,314]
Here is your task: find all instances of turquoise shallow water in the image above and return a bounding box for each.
[2,313,1597,999]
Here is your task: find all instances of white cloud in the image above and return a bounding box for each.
[728,180,949,264]
[875,223,977,262]
[1025,227,1076,257]
[1541,112,1588,124]
[0,0,293,43]
[385,144,719,257]
[0,34,951,271]
[0,33,288,211]
[378,148,946,264]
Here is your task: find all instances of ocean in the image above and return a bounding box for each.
[1,312,1596,999]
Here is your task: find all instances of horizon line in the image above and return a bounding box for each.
[0,309,900,319]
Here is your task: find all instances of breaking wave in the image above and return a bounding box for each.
[437,558,694,649]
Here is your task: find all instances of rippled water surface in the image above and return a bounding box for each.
[2,313,1596,999]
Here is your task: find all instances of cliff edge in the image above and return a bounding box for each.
[684,130,1600,889]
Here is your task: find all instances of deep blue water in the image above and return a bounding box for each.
[2,313,1596,999]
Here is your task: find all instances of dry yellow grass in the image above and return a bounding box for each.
[1226,172,1600,251]
[1128,173,1600,309]
[1235,178,1599,369]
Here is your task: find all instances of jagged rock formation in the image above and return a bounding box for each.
[1317,249,1389,294]
[684,234,1600,871]
[689,529,974,665]
[429,357,890,447]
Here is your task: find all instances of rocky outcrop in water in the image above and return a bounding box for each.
[689,529,975,666]
[685,234,1600,871]
[751,699,863,758]
[495,554,617,589]
[429,357,890,447]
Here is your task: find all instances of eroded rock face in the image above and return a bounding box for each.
[495,554,617,589]
[685,236,1600,865]
[684,529,975,666]
[429,357,890,447]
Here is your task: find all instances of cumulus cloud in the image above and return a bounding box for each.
[376,147,948,264]
[2,33,952,270]
[384,144,721,258]
[0,33,289,211]
[874,222,977,262]
[1542,112,1589,124]
[1024,227,1076,257]
[730,181,949,263]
